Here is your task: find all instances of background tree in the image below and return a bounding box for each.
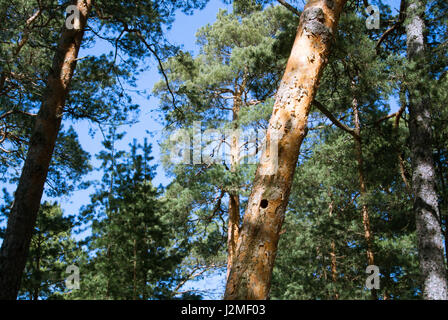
[154,5,298,292]
[17,202,81,300]
[0,0,446,301]
[67,128,190,300]
[0,197,81,300]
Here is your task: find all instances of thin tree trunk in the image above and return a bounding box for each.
[316,83,378,299]
[0,0,92,300]
[227,91,242,280]
[382,269,390,300]
[133,238,137,300]
[105,129,117,300]
[33,233,42,301]
[224,0,348,300]
[406,0,448,300]
[395,87,412,195]
[445,216,448,277]
[328,198,338,300]
[329,241,338,298]
[352,94,376,299]
[227,195,240,280]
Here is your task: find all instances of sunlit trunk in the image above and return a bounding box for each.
[224,0,348,300]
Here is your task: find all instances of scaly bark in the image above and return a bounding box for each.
[224,0,348,300]
[406,0,448,300]
[0,0,92,300]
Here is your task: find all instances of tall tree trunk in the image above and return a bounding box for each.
[396,87,412,195]
[328,198,338,300]
[133,237,137,300]
[224,0,348,300]
[33,233,42,301]
[0,0,92,300]
[406,0,448,300]
[329,240,338,299]
[352,93,376,299]
[227,91,242,280]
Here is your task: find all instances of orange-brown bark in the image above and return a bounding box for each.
[352,96,375,268]
[224,0,348,300]
[352,93,377,299]
[0,0,92,299]
[227,193,240,279]
[330,240,338,299]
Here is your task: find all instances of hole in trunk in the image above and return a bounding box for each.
[260,199,269,209]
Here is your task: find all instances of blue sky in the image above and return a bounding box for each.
[0,0,231,299]
[59,0,232,216]
[60,0,232,299]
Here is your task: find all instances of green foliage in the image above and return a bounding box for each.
[272,128,419,299]
[70,129,189,299]
[153,7,298,292]
[0,200,81,300]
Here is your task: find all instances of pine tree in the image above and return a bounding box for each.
[17,202,81,300]
[154,5,298,293]
[0,0,93,299]
[70,129,188,300]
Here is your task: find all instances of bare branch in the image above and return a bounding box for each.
[0,110,37,120]
[373,103,406,126]
[276,0,301,17]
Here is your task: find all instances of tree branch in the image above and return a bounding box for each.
[95,14,185,122]
[276,0,300,17]
[313,100,356,135]
[376,0,406,50]
[0,110,37,120]
[372,103,406,126]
